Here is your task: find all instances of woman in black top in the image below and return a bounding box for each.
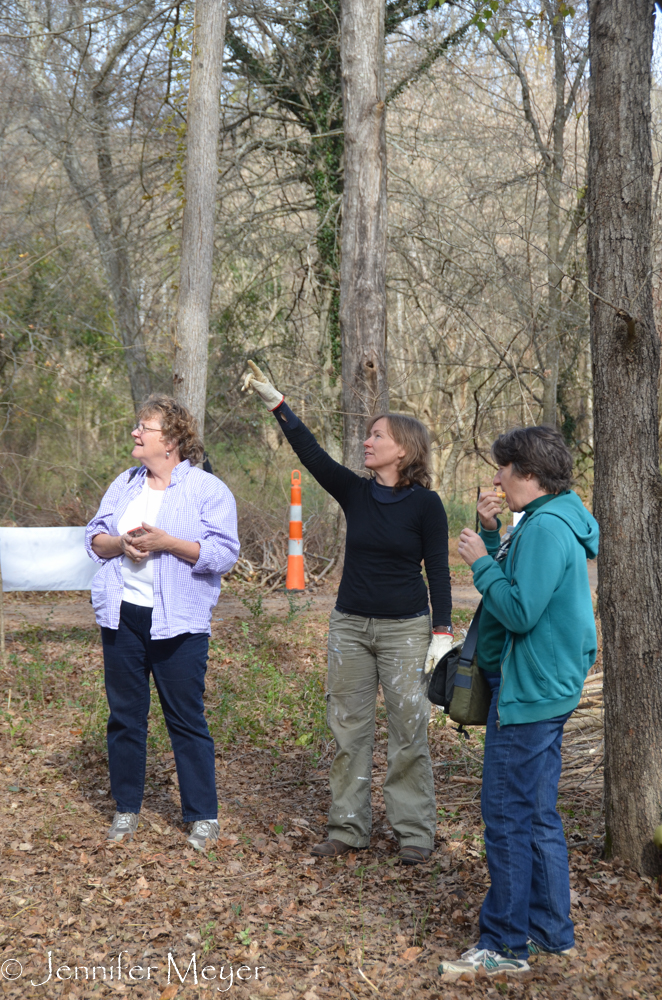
[242,361,453,862]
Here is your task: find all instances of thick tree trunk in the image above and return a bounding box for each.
[588,0,662,875]
[174,0,228,439]
[339,0,388,472]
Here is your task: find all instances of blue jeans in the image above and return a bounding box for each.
[101,602,217,822]
[478,672,574,959]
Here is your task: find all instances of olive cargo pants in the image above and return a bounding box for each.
[326,609,437,849]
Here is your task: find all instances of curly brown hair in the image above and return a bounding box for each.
[365,413,432,490]
[137,395,204,465]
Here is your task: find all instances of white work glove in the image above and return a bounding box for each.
[424,631,456,675]
[241,359,284,411]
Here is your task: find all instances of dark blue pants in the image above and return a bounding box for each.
[101,602,217,822]
[478,672,574,959]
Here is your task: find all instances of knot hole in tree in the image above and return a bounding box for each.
[361,356,382,413]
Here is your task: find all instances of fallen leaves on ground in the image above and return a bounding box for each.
[0,588,659,999]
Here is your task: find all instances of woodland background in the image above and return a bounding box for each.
[3,0,659,567]
[0,5,661,996]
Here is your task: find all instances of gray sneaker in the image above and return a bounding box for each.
[439,949,530,976]
[107,811,140,842]
[187,819,220,852]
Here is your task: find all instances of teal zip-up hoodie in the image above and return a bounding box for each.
[471,491,599,726]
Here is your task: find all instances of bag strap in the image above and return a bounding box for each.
[458,601,483,667]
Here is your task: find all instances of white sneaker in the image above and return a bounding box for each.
[439,948,530,976]
[187,819,220,852]
[107,812,139,842]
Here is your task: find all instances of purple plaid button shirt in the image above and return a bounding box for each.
[85,461,239,639]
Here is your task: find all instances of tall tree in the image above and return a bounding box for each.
[338,0,388,469]
[486,1,588,427]
[11,0,164,408]
[222,2,471,452]
[588,0,662,874]
[173,0,228,439]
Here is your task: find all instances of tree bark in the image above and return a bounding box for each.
[174,0,228,440]
[588,0,662,875]
[91,89,152,406]
[339,0,388,472]
[541,4,566,427]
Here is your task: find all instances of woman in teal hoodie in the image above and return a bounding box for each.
[440,426,599,978]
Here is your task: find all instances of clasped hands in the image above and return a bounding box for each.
[120,524,172,563]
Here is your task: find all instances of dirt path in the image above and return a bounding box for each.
[2,558,598,633]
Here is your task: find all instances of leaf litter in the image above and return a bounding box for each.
[0,587,659,998]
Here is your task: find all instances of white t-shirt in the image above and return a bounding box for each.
[117,479,166,607]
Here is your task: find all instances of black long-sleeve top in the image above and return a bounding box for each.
[274,402,452,628]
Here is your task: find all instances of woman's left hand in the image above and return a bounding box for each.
[132,523,173,552]
[458,528,488,567]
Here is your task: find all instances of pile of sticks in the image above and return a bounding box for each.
[431,670,605,821]
[559,670,604,805]
[224,551,336,590]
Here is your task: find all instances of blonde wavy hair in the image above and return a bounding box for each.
[137,395,204,465]
[365,413,432,490]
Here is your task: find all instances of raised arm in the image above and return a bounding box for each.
[241,360,360,506]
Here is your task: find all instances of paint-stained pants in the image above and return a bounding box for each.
[326,609,437,849]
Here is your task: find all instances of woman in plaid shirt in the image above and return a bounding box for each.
[86,395,239,851]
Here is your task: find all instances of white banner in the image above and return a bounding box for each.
[0,527,99,591]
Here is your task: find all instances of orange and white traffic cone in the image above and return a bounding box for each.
[286,470,305,591]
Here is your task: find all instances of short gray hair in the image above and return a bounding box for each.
[491,425,574,493]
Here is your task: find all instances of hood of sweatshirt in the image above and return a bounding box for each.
[523,490,599,560]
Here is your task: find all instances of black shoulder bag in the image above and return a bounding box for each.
[427,602,491,727]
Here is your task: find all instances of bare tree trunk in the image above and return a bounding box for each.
[174,0,228,439]
[91,91,152,406]
[317,285,342,461]
[588,0,662,876]
[542,5,565,427]
[339,0,388,472]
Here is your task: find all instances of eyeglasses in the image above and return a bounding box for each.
[132,423,162,435]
